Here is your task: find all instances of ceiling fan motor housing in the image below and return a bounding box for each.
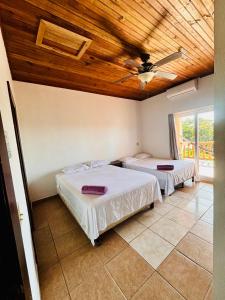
[140,53,150,62]
[139,62,154,73]
[139,53,154,73]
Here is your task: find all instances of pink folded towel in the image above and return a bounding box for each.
[81,185,108,195]
[157,165,174,171]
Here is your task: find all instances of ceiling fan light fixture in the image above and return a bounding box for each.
[138,72,154,83]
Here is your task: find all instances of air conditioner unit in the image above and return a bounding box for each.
[166,79,198,100]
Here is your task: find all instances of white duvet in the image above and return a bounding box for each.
[56,165,161,244]
[124,158,197,196]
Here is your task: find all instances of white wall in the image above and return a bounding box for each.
[140,75,214,158]
[0,30,40,299]
[14,82,141,201]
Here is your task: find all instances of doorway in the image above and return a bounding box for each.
[175,106,214,182]
[0,112,32,299]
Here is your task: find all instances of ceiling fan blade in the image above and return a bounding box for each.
[124,59,141,68]
[153,51,183,67]
[139,80,147,90]
[154,71,177,80]
[114,73,137,84]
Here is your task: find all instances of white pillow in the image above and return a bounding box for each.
[62,163,89,174]
[120,156,137,163]
[87,160,110,168]
[135,152,152,159]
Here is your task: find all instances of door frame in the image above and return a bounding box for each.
[175,105,214,182]
[7,81,34,229]
[0,112,32,299]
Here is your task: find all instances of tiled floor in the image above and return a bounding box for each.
[33,180,213,300]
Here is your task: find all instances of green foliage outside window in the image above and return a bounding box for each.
[181,117,214,142]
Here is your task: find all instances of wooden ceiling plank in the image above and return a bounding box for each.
[24,0,143,55]
[10,45,196,94]
[0,0,214,100]
[124,0,213,70]
[149,0,214,54]
[166,0,214,48]
[6,28,212,95]
[190,0,214,30]
[1,0,212,75]
[20,0,183,71]
[129,0,213,57]
[1,13,200,81]
[1,22,136,75]
[8,52,126,84]
[10,59,148,96]
[12,71,145,100]
[7,31,200,82]
[119,0,213,73]
[96,0,213,70]
[25,0,212,73]
[53,0,202,74]
[178,0,214,41]
[200,0,214,20]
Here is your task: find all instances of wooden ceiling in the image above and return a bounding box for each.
[0,0,214,100]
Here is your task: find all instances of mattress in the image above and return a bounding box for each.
[56,165,161,244]
[124,158,196,196]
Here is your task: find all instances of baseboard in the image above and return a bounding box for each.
[32,194,58,207]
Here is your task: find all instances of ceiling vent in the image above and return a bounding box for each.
[166,79,198,100]
[36,19,92,60]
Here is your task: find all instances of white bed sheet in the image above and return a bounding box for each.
[56,165,161,244]
[124,158,196,196]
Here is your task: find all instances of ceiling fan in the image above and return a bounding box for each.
[114,49,185,89]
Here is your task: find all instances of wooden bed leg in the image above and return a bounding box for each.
[192,176,195,182]
[94,237,102,247]
[161,189,165,195]
[150,202,154,210]
[181,182,184,188]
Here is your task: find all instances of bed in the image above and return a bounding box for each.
[56,164,161,245]
[123,157,197,196]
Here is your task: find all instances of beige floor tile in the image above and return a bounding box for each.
[164,195,185,207]
[43,196,64,212]
[33,197,65,228]
[130,229,174,269]
[95,230,128,264]
[33,205,48,230]
[176,233,213,273]
[132,272,185,300]
[70,267,124,300]
[114,218,146,243]
[135,209,162,227]
[178,200,209,217]
[150,217,188,246]
[54,226,90,259]
[173,190,194,200]
[35,228,58,271]
[196,189,214,201]
[60,244,102,291]
[200,184,213,193]
[34,226,52,247]
[190,220,213,244]
[39,263,70,300]
[201,207,213,225]
[181,183,200,195]
[158,250,212,300]
[166,207,197,228]
[154,201,174,215]
[48,209,79,239]
[106,247,154,299]
[191,196,213,207]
